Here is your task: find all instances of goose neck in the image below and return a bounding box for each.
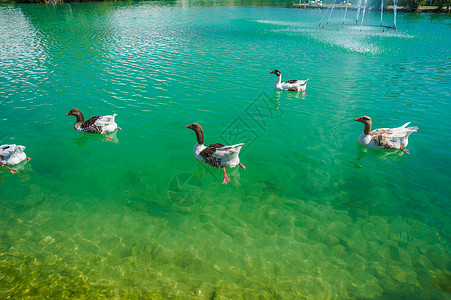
[363,121,371,135]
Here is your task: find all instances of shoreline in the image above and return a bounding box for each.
[290,3,451,13]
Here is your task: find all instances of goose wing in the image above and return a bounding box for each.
[283,79,309,86]
[391,122,418,138]
[370,123,418,148]
[212,143,244,159]
[0,144,24,157]
[200,143,244,161]
[80,116,103,133]
[94,114,117,127]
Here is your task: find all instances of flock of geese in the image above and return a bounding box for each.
[1,69,418,184]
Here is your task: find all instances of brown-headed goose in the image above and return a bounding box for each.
[270,69,309,94]
[187,123,246,185]
[355,116,418,154]
[0,144,31,174]
[66,108,121,141]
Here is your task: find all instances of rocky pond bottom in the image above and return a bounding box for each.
[1,1,450,299]
[0,176,448,299]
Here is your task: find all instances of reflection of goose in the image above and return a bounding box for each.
[354,116,418,154]
[66,108,121,141]
[0,144,31,174]
[270,69,309,94]
[187,123,245,185]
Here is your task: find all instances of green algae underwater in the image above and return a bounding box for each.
[0,1,450,299]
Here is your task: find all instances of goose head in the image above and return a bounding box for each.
[66,108,85,124]
[186,123,204,145]
[354,116,372,124]
[355,116,372,134]
[270,69,281,76]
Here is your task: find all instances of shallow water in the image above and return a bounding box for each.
[0,1,450,298]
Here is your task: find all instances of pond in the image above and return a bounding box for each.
[0,0,450,298]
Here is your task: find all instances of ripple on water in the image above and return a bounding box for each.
[1,3,450,299]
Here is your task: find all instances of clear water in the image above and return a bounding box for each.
[1,1,450,298]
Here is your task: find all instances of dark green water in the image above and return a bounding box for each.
[0,1,450,298]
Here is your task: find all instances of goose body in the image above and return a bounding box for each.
[66,108,121,141]
[355,116,418,154]
[270,69,309,93]
[187,123,245,184]
[193,143,244,169]
[0,144,30,174]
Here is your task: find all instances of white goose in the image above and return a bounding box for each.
[66,108,121,141]
[270,69,309,94]
[355,116,418,154]
[187,123,245,185]
[0,144,31,174]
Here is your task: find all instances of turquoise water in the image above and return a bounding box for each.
[1,1,450,298]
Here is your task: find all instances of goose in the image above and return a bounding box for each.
[354,116,418,154]
[0,144,31,174]
[270,69,309,94]
[186,123,246,185]
[66,108,121,141]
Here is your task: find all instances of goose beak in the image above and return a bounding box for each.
[186,125,192,129]
[66,113,70,116]
[270,70,274,74]
[354,117,362,122]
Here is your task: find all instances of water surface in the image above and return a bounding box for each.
[0,1,450,298]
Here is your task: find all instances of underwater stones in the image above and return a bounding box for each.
[339,238,364,258]
[388,265,418,285]
[344,253,367,272]
[226,265,247,281]
[267,208,291,229]
[208,205,226,218]
[368,260,387,278]
[39,235,55,247]
[361,221,378,241]
[332,244,348,259]
[106,255,122,267]
[372,222,389,241]
[259,222,274,236]
[430,270,451,294]
[131,241,152,261]
[43,254,60,266]
[344,230,369,257]
[299,275,332,299]
[397,246,413,266]
[406,242,420,259]
[295,214,316,231]
[281,249,305,270]
[416,253,434,270]
[312,242,328,255]
[347,270,383,299]
[426,246,449,270]
[201,222,216,235]
[174,249,203,271]
[314,227,340,247]
[389,229,409,244]
[1,182,449,299]
[74,238,100,255]
[273,235,292,250]
[292,227,309,243]
[388,244,401,262]
[150,244,172,266]
[198,213,211,224]
[328,221,349,238]
[216,219,247,243]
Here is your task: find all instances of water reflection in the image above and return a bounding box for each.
[73,130,120,147]
[355,143,405,161]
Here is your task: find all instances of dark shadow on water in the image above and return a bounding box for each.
[115,169,194,217]
[72,130,119,146]
[354,143,405,162]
